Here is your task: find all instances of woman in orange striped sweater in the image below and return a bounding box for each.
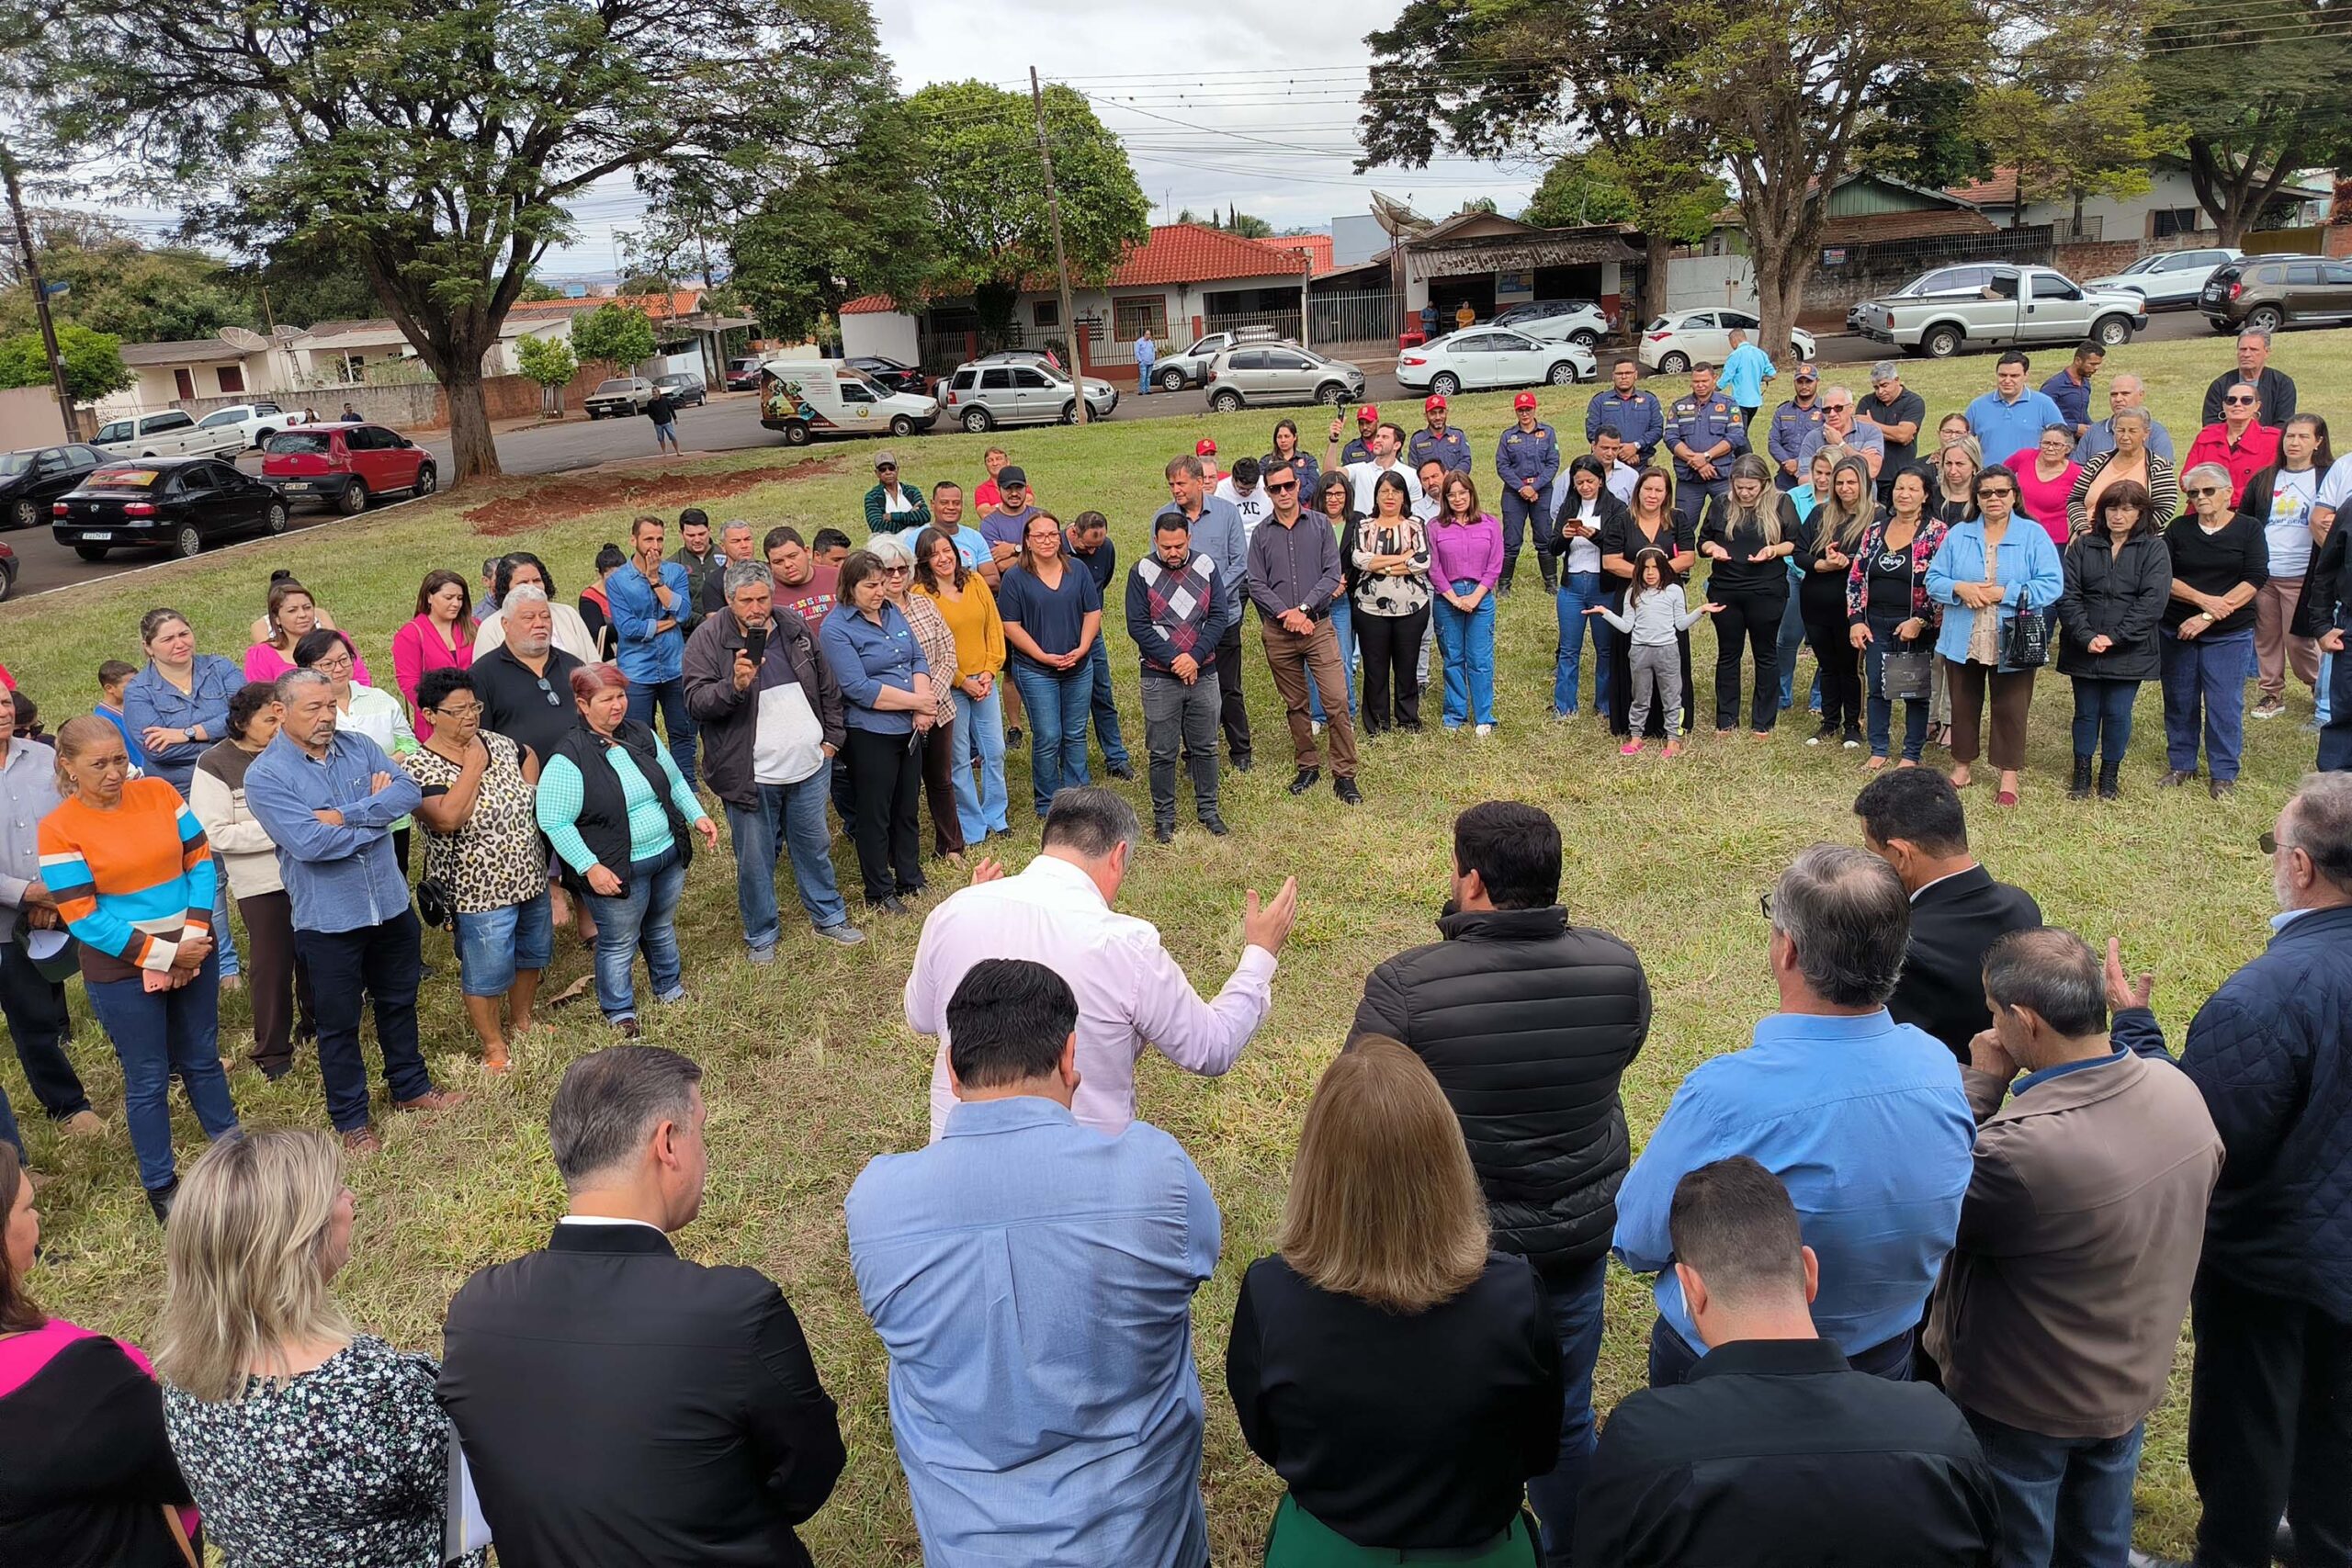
[38,718,240,1222]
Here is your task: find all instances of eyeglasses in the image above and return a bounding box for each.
[1975,486,2015,500]
[876,463,897,472]
[534,675,560,707]
[2260,831,2281,854]
[1266,479,1297,492]
[312,654,354,673]
[880,564,911,576]
[433,700,484,721]
[1826,402,1851,412]
[2224,395,2257,406]
[2186,486,2222,499]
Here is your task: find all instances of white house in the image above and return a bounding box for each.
[1947,159,2336,242]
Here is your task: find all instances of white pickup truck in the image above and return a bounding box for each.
[1854,264,2147,360]
[91,408,252,461]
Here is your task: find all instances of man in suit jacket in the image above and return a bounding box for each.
[1577,1156,1996,1568]
[439,1046,844,1568]
[1855,769,2041,1063]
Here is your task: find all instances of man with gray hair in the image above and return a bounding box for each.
[243,667,458,1153]
[1858,361,1926,490]
[2076,372,2176,463]
[440,1044,845,1568]
[1797,385,1885,478]
[2110,773,2352,1568]
[904,785,1297,1139]
[472,584,587,776]
[1615,843,1973,1387]
[683,558,860,961]
[696,519,760,615]
[2202,327,2296,426]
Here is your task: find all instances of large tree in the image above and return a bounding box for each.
[1971,12,2176,232]
[0,323,132,401]
[1521,148,1724,324]
[2145,0,2352,243]
[38,0,883,481]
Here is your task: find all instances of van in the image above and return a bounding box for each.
[91,410,248,461]
[757,358,939,446]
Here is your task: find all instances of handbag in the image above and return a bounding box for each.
[416,874,458,931]
[1882,648,1933,700]
[2002,604,2050,669]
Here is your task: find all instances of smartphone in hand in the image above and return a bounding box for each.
[744,623,768,668]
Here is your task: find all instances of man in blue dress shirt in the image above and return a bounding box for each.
[1614,843,1973,1388]
[607,513,699,788]
[847,957,1220,1568]
[1964,354,2067,468]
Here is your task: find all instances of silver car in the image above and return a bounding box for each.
[939,360,1118,432]
[584,377,655,418]
[1203,345,1365,411]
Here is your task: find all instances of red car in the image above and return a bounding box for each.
[261,423,438,513]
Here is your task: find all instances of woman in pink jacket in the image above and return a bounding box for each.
[390,570,474,739]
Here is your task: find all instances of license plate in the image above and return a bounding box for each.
[80,531,111,541]
[281,481,311,491]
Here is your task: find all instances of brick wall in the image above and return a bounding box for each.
[2054,240,2143,280]
[2328,224,2352,258]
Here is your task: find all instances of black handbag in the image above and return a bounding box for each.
[2002,605,2050,670]
[416,874,458,931]
[1882,648,1934,700]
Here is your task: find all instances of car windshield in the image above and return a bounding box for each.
[593,379,634,394]
[0,453,30,476]
[266,431,334,456]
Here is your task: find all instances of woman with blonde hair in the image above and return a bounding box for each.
[1226,1038,1559,1567]
[1697,453,1803,736]
[871,532,966,865]
[1800,453,1875,748]
[155,1131,481,1568]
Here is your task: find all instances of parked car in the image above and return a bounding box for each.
[724,355,764,391]
[260,423,437,514]
[0,540,17,601]
[90,409,248,461]
[1204,345,1365,412]
[650,372,707,408]
[2086,247,2242,310]
[1395,328,1593,397]
[52,457,290,561]
[2199,254,2352,335]
[1492,299,1609,348]
[1639,309,1820,374]
[1851,265,2143,358]
[938,359,1118,432]
[0,443,108,531]
[1150,326,1280,392]
[192,400,308,452]
[844,355,931,397]
[758,359,940,445]
[583,377,656,418]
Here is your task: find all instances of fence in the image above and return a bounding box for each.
[1307,289,1397,346]
[1202,306,1306,344]
[1800,225,2057,323]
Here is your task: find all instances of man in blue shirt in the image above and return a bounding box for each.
[1666,365,1749,528]
[1964,354,2067,468]
[1719,328,1777,434]
[1615,843,1973,1388]
[1587,357,1665,465]
[1766,365,1826,490]
[1496,391,1563,593]
[2075,373,2176,464]
[848,957,1219,1568]
[1407,394,1473,474]
[2038,342,2103,440]
[607,513,699,789]
[244,669,462,1152]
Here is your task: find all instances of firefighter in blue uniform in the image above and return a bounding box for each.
[1494,391,1563,594]
[1340,404,1379,466]
[1584,355,1666,466]
[1407,395,1473,475]
[1666,364,1748,527]
[1766,364,1826,491]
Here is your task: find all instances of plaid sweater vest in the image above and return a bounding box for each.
[1136,553,1218,676]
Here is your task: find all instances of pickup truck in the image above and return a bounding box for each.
[90,409,250,461]
[1854,265,2146,359]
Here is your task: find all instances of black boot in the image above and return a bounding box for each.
[2097,760,2121,800]
[2069,754,2094,799]
[146,1179,179,1226]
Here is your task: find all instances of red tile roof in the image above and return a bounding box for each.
[510,290,706,320]
[1256,233,1334,271]
[1945,170,2019,207]
[841,295,899,315]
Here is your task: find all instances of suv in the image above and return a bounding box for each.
[2086,247,2241,310]
[1204,345,1365,411]
[193,401,305,452]
[583,378,655,418]
[261,423,437,513]
[650,372,707,407]
[1150,326,1279,391]
[91,409,247,460]
[1491,299,1608,347]
[2199,254,2352,335]
[939,360,1118,432]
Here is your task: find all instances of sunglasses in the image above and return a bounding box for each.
[2186,486,2222,499]
[534,675,560,707]
[1975,486,2015,500]
[2260,831,2281,854]
[876,463,897,472]
[2224,397,2257,408]
[1266,479,1298,492]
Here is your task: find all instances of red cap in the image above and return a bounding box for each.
[1357,404,1379,423]
[1423,394,1447,412]
[1513,391,1539,411]
[1194,438,1217,457]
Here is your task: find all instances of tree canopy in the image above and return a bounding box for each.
[570,304,657,367]
[0,323,132,401]
[1971,12,2175,224]
[513,332,577,389]
[2145,0,2352,242]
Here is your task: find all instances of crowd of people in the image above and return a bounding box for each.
[0,330,2347,1568]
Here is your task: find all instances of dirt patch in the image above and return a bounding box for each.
[463,452,854,536]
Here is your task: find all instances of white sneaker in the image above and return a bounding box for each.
[2252,701,2286,720]
[1475,723,1493,738]
[1311,720,1324,736]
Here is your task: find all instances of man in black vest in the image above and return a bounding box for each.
[1349,800,1649,1566]
[1854,769,2041,1063]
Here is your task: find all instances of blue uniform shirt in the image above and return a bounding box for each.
[1495,422,1562,492]
[1666,393,1749,482]
[1407,426,1474,475]
[1768,398,1827,473]
[1586,388,1666,460]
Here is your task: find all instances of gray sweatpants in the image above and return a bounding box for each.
[1628,640,1684,735]
[1142,670,1222,826]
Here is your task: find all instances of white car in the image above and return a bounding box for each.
[1149,327,1280,392]
[192,400,309,452]
[1638,310,1817,374]
[1491,299,1610,348]
[2085,247,2243,310]
[1395,328,1593,397]
[91,409,249,461]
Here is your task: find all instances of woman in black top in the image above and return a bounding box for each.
[1227,1038,1559,1568]
[1930,437,1983,528]
[1307,469,1358,727]
[1697,454,1804,735]
[1801,453,1873,749]
[1553,456,1632,718]
[2059,479,2172,800]
[2160,462,2270,795]
[1847,468,1948,770]
[1600,468,1696,738]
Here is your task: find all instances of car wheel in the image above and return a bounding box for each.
[9,498,36,530]
[1158,367,1187,392]
[264,502,289,536]
[1211,389,1244,413]
[1569,330,1599,350]
[781,419,813,446]
[74,544,108,562]
[1316,382,1347,405]
[1430,372,1461,398]
[2090,313,2134,348]
[0,560,15,602]
[1547,360,1579,386]
[888,414,917,437]
[414,462,437,496]
[338,479,369,515]
[1058,401,1079,424]
[2245,305,2285,335]
[961,406,995,434]
[1921,326,1963,360]
[1657,351,1690,375]
[256,429,275,446]
[174,524,203,559]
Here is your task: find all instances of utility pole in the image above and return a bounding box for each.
[1,146,79,440]
[1029,65,1087,424]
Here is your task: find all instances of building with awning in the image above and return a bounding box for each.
[1336,206,1648,334]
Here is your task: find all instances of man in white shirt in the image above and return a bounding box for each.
[1214,457,1271,540]
[1324,414,1424,514]
[905,787,1296,1139]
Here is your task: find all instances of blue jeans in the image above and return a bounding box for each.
[724,773,848,952]
[2161,626,2253,781]
[1433,586,1497,727]
[1524,1256,1609,1566]
[625,675,699,789]
[1553,571,1611,715]
[1306,596,1356,722]
[1965,1411,2143,1568]
[1087,638,1130,769]
[951,684,1010,839]
[1775,589,1819,711]
[452,893,553,997]
[1137,362,1154,392]
[2069,676,2141,764]
[583,843,687,1023]
[1010,661,1093,818]
[211,857,239,979]
[85,954,239,1190]
[1865,613,1932,761]
[2321,649,2349,770]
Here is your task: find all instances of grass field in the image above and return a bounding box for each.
[8,328,2346,1563]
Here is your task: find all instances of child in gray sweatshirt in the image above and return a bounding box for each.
[1588,550,1719,754]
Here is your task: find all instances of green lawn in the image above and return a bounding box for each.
[9,328,2345,1563]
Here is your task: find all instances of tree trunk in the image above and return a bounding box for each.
[442,365,500,485]
[1638,229,1673,331]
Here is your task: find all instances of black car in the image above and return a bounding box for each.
[0,443,107,532]
[651,372,708,407]
[845,355,931,396]
[52,456,289,562]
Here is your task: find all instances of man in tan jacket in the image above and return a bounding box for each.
[1926,927,2222,1568]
